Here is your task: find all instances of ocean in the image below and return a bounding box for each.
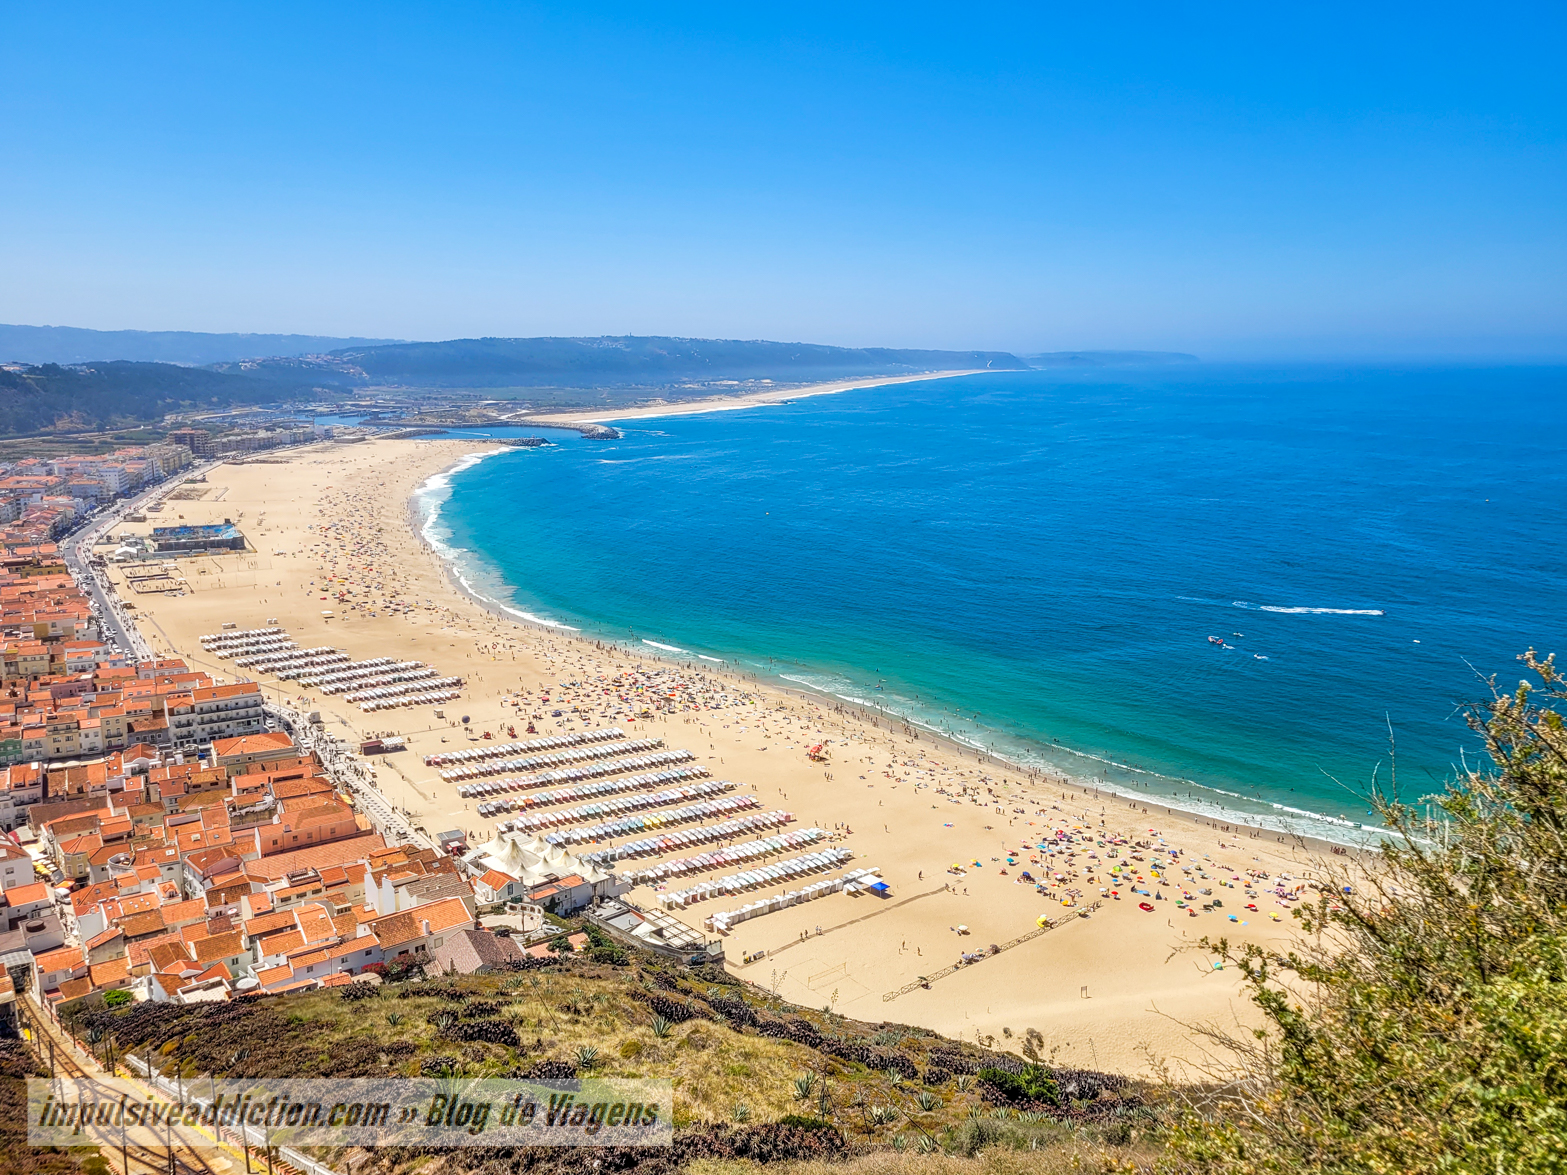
[409,363,1567,844]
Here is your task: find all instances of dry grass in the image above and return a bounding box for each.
[688,1147,1157,1175]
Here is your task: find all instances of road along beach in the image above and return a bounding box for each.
[105,433,1351,1077]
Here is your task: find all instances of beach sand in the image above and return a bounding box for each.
[109,435,1345,1078]
[521,369,986,426]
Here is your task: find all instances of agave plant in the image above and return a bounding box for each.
[870,1104,899,1126]
[955,1074,974,1093]
[885,1067,904,1086]
[917,1091,941,1113]
[793,1072,819,1101]
[892,1133,908,1152]
[967,1105,984,1119]
[576,1045,600,1069]
[916,1133,939,1154]
[650,1015,674,1038]
[386,1012,404,1027]
[732,1103,752,1123]
[991,1107,1011,1119]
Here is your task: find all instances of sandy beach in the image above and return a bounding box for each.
[106,434,1348,1078]
[521,369,987,426]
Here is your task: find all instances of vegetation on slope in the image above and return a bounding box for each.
[232,336,1032,389]
[0,362,306,437]
[68,957,1153,1174]
[37,647,1567,1174]
[1168,649,1567,1174]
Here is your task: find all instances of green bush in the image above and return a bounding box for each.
[776,1114,836,1130]
[976,1063,1059,1106]
[1167,649,1567,1174]
[102,989,132,1008]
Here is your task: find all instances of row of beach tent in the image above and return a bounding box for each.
[200,626,285,649]
[657,847,854,909]
[359,688,462,712]
[313,661,425,692]
[202,634,292,658]
[425,727,625,767]
[455,748,693,797]
[495,780,737,838]
[345,674,457,703]
[705,867,883,934]
[236,648,346,673]
[291,656,400,686]
[475,765,714,818]
[624,827,829,885]
[578,810,795,866]
[445,736,662,784]
[537,791,759,846]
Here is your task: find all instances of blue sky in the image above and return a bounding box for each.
[2,2,1563,357]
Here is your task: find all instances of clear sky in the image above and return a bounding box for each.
[3,2,1563,358]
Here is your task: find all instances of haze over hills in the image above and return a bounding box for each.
[0,322,403,366]
[223,335,1033,389]
[0,330,1203,439]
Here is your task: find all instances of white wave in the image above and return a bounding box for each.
[1261,606,1385,616]
[496,602,578,630]
[1233,600,1384,615]
[414,448,579,632]
[642,640,686,653]
[697,654,724,663]
[416,448,507,551]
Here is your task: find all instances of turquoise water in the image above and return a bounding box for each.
[412,364,1567,843]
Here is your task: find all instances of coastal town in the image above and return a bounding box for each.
[0,427,1335,1080]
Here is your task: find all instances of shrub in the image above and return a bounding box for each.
[441,1018,519,1046]
[976,1063,1060,1107]
[1167,649,1567,1174]
[776,1114,836,1130]
[519,1058,578,1080]
[102,990,131,1008]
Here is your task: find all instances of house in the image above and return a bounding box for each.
[428,928,524,975]
[361,896,474,963]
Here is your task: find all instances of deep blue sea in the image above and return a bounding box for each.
[407,364,1567,843]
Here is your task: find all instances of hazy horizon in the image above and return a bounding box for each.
[3,3,1563,360]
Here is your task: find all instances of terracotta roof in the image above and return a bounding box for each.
[192,930,245,964]
[89,957,131,988]
[212,731,294,758]
[261,929,306,956]
[255,964,294,988]
[242,909,297,937]
[363,896,472,949]
[242,834,385,881]
[35,945,84,972]
[146,940,195,973]
[118,911,167,939]
[6,881,49,906]
[85,927,125,951]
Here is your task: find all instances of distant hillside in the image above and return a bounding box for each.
[0,361,304,437]
[227,335,1031,389]
[0,323,403,366]
[1022,351,1199,366]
